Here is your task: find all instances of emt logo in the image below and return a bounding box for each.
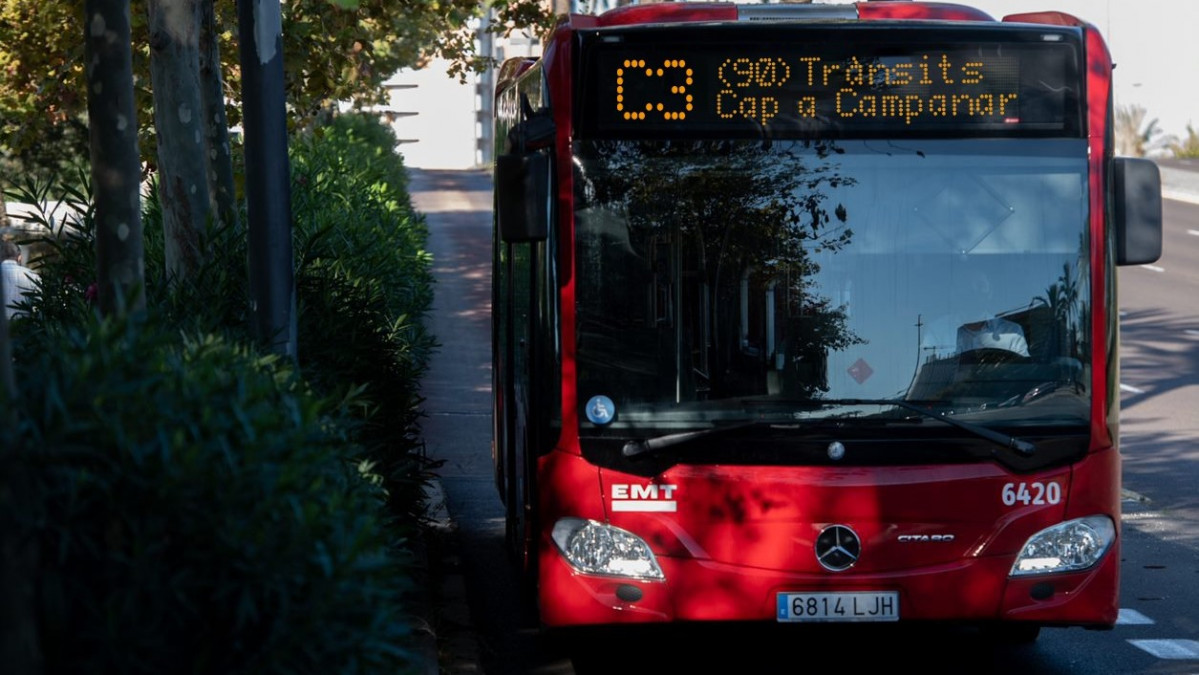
[611,483,679,512]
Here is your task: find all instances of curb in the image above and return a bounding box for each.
[413,479,481,675]
[413,480,452,675]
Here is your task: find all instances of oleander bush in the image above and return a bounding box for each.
[0,112,434,673]
[3,318,415,674]
[290,113,436,522]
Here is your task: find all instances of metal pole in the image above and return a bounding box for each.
[238,0,296,358]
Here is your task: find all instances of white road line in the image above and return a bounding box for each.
[1164,190,1199,206]
[1117,608,1155,625]
[1140,264,1166,273]
[1121,488,1150,504]
[1128,639,1199,659]
[1188,229,1199,236]
[1121,383,1145,394]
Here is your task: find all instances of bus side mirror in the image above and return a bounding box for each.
[1113,157,1163,266]
[496,151,550,243]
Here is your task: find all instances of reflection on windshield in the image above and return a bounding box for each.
[573,139,1091,429]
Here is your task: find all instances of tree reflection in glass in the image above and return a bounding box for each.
[574,139,862,405]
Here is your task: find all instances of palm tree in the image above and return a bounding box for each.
[1115,104,1172,157]
[1034,263,1080,357]
[1169,123,1199,159]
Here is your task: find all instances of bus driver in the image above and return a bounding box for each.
[921,269,1028,359]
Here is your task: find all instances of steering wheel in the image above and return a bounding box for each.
[999,380,1059,408]
[957,347,1030,366]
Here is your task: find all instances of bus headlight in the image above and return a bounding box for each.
[1010,516,1115,577]
[551,518,665,580]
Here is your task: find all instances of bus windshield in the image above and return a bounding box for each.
[573,138,1091,431]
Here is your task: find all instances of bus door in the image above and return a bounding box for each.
[495,78,556,575]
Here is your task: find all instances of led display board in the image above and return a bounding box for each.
[577,26,1084,138]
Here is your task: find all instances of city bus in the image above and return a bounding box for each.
[490,0,1162,641]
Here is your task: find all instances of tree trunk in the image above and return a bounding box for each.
[88,0,146,316]
[198,0,239,233]
[148,0,210,282]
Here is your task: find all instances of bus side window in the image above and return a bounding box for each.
[497,94,555,243]
[496,152,551,243]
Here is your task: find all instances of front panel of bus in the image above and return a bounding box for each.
[532,16,1125,633]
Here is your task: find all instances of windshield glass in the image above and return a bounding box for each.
[573,138,1090,432]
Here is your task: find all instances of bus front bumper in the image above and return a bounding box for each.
[537,539,1119,628]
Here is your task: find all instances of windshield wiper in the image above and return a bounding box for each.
[827,398,1037,457]
[620,398,1036,460]
[622,419,766,458]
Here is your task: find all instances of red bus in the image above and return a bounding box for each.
[491,1,1162,641]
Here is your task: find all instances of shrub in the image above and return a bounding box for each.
[2,111,436,674]
[289,114,436,521]
[2,317,417,674]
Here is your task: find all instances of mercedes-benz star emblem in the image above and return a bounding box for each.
[815,524,861,571]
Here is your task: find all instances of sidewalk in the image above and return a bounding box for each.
[408,167,493,675]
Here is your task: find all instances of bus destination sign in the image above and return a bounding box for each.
[580,28,1082,137]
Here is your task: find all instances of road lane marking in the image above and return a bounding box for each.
[1117,609,1155,625]
[1188,229,1199,237]
[1139,264,1165,272]
[1121,488,1150,504]
[1128,639,1199,659]
[1164,190,1199,206]
[1120,383,1145,394]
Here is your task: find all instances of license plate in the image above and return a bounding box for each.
[777,591,900,622]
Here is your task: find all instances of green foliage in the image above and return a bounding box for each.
[290,113,436,520]
[1,169,97,326]
[440,0,557,83]
[1115,104,1168,157]
[0,0,87,184]
[2,113,436,673]
[4,168,249,338]
[0,0,513,176]
[140,175,253,337]
[2,316,417,674]
[1170,123,1199,159]
[292,113,432,321]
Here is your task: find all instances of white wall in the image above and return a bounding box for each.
[385,60,483,170]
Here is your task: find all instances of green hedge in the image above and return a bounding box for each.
[5,318,414,673]
[290,113,436,522]
[1,113,434,674]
